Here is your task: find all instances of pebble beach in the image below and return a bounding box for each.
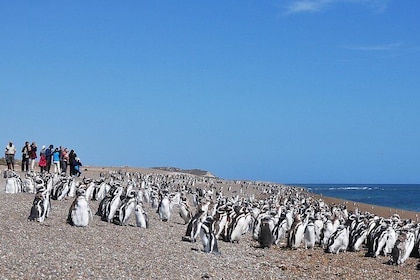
[1,165,419,279]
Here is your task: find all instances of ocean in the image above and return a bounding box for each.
[294,184,420,213]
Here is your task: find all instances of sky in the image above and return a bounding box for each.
[1,0,419,184]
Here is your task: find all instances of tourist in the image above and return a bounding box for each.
[45,144,54,173]
[74,157,82,177]
[38,145,47,173]
[4,141,16,170]
[61,147,69,175]
[52,148,61,173]
[21,141,31,172]
[68,150,77,176]
[29,142,37,171]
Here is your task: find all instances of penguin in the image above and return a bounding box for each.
[135,203,149,228]
[107,186,124,223]
[67,189,92,227]
[258,217,274,248]
[214,208,229,240]
[373,223,397,257]
[28,188,50,222]
[390,230,416,265]
[288,214,306,249]
[158,193,171,222]
[183,210,207,243]
[5,172,22,193]
[227,209,249,243]
[349,224,368,252]
[118,191,137,226]
[325,225,349,254]
[304,220,316,249]
[67,179,78,198]
[28,193,46,222]
[85,181,96,201]
[178,196,193,224]
[200,216,221,255]
[57,179,70,201]
[321,219,334,248]
[272,216,288,245]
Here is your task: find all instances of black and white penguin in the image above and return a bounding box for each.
[272,216,288,245]
[288,214,306,249]
[118,191,137,226]
[178,197,193,224]
[5,170,22,193]
[325,225,349,254]
[304,220,316,249]
[183,210,207,243]
[28,188,50,223]
[67,189,92,227]
[135,203,149,228]
[258,217,274,248]
[390,230,416,265]
[227,208,250,243]
[107,186,124,223]
[158,193,171,222]
[200,216,221,255]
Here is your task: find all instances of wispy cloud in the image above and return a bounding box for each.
[283,0,390,15]
[342,43,402,51]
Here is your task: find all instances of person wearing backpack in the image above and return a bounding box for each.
[45,145,54,173]
[21,141,30,172]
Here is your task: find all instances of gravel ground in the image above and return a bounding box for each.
[0,167,419,279]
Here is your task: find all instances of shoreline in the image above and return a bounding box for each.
[3,163,420,221]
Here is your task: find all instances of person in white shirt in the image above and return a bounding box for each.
[4,142,16,170]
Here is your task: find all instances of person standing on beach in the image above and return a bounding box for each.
[4,142,16,170]
[45,144,53,173]
[52,148,61,173]
[21,141,31,172]
[38,145,47,173]
[29,142,37,171]
[68,149,77,176]
[61,148,69,175]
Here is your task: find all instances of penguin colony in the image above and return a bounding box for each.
[3,169,420,266]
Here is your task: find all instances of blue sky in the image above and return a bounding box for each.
[1,0,419,184]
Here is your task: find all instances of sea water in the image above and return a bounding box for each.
[294,184,420,212]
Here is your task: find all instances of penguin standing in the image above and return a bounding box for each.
[258,217,274,248]
[304,220,316,249]
[183,210,207,243]
[288,214,306,249]
[179,197,192,224]
[118,191,137,226]
[135,203,149,228]
[67,189,92,227]
[158,193,171,222]
[200,216,221,255]
[107,186,123,223]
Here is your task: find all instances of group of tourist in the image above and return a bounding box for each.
[4,141,83,177]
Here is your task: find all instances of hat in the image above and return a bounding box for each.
[42,145,46,149]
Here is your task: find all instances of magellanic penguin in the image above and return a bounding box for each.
[118,190,137,226]
[135,203,149,228]
[107,186,124,223]
[183,210,207,243]
[325,225,349,254]
[158,192,171,222]
[390,230,416,265]
[288,214,306,249]
[178,196,193,224]
[200,216,221,255]
[67,189,92,227]
[258,217,274,248]
[304,220,316,249]
[28,187,51,223]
